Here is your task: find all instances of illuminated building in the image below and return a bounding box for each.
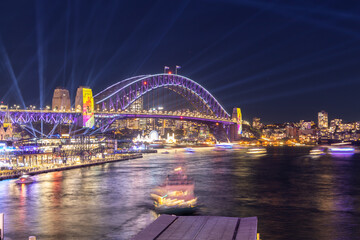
[52,87,71,111]
[242,120,250,126]
[330,118,342,130]
[129,96,143,112]
[113,117,214,142]
[0,125,12,140]
[339,122,355,132]
[318,110,328,129]
[299,120,312,130]
[285,126,297,138]
[252,117,261,129]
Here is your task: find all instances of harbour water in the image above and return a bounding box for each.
[1,147,360,239]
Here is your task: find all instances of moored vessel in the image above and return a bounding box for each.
[15,174,34,184]
[151,167,197,214]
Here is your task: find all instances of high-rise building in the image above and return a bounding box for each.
[300,121,312,130]
[129,96,143,112]
[318,110,328,129]
[52,87,71,111]
[330,119,342,130]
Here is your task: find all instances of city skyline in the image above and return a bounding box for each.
[0,0,360,123]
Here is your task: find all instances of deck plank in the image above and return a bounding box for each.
[235,217,258,240]
[157,216,209,240]
[132,215,258,240]
[194,216,239,240]
[131,214,177,240]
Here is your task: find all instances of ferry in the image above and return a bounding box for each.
[310,144,356,156]
[309,147,326,155]
[328,146,355,154]
[151,167,197,214]
[247,147,267,155]
[213,147,226,152]
[15,174,34,184]
[215,143,233,149]
[184,148,195,153]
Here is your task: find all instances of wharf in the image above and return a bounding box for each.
[0,153,142,181]
[132,215,258,240]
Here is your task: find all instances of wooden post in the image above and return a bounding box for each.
[0,213,4,240]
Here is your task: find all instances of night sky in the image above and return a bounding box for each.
[0,0,359,123]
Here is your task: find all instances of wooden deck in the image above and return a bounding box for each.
[132,215,258,240]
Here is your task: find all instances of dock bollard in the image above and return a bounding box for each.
[29,236,36,240]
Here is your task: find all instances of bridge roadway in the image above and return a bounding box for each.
[0,109,235,125]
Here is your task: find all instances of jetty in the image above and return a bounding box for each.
[0,153,142,181]
[132,215,258,240]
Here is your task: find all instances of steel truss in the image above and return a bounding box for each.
[0,111,79,124]
[94,74,230,119]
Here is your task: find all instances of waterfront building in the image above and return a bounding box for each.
[0,125,12,140]
[300,120,312,130]
[330,119,342,128]
[252,117,261,129]
[242,120,250,126]
[318,110,328,129]
[329,119,342,133]
[52,87,71,111]
[285,125,298,138]
[339,122,355,132]
[356,122,360,131]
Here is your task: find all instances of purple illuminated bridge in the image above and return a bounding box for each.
[0,74,236,126]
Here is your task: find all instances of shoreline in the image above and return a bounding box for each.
[0,153,143,181]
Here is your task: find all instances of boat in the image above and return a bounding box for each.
[232,144,246,150]
[213,147,226,152]
[184,148,195,153]
[328,146,355,155]
[247,147,267,155]
[310,144,356,156]
[15,174,34,184]
[215,143,233,149]
[161,151,170,154]
[310,147,326,155]
[151,167,197,214]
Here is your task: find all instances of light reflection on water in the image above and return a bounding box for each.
[0,147,360,240]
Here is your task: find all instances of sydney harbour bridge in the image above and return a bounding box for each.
[0,74,241,140]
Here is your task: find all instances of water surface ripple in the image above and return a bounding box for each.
[1,147,360,239]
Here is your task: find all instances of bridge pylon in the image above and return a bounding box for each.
[75,86,95,128]
[229,107,242,142]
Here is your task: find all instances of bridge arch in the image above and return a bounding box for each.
[94,74,230,118]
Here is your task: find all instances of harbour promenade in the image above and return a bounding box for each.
[0,153,142,181]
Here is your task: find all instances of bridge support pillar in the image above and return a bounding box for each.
[75,86,95,128]
[228,124,237,142]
